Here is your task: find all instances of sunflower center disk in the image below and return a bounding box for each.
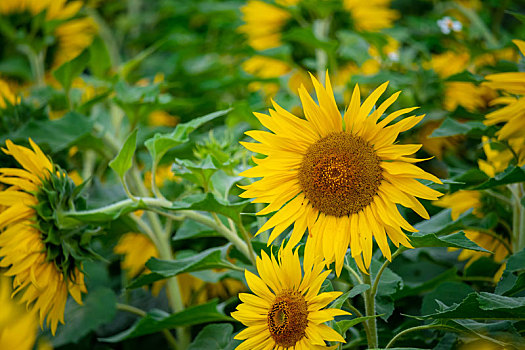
[298,132,383,217]
[267,290,308,348]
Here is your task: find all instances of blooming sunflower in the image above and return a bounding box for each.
[0,140,87,334]
[238,0,293,51]
[0,275,38,350]
[482,40,525,166]
[239,73,442,273]
[343,0,399,32]
[0,0,97,69]
[231,242,349,349]
[0,79,18,108]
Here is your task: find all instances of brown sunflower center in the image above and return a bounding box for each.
[267,289,308,348]
[298,132,383,217]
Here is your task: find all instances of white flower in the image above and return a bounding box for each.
[437,16,462,35]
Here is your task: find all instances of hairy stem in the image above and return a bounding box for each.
[362,273,377,348]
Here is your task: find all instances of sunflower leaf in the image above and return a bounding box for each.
[335,315,383,335]
[127,246,238,289]
[53,49,90,92]
[109,129,138,180]
[99,300,232,342]
[429,117,487,138]
[189,324,240,350]
[409,230,490,252]
[145,108,231,164]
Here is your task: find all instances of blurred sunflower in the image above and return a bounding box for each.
[0,275,38,350]
[0,80,19,107]
[231,243,349,349]
[239,0,294,51]
[478,136,522,177]
[434,190,511,278]
[0,0,97,69]
[482,40,525,166]
[240,73,442,273]
[0,140,87,334]
[343,0,399,31]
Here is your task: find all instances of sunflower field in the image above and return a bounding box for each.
[1,0,525,349]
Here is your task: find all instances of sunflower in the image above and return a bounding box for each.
[0,0,97,69]
[0,80,18,108]
[477,136,521,178]
[482,40,525,166]
[231,242,349,349]
[238,0,293,51]
[239,73,442,273]
[343,0,399,32]
[0,140,87,335]
[0,275,38,350]
[433,190,511,277]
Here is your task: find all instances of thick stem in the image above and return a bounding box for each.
[362,273,378,348]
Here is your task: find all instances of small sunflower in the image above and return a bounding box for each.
[0,275,38,350]
[343,0,399,32]
[0,0,97,69]
[238,0,293,51]
[0,140,87,334]
[231,243,349,349]
[239,73,442,274]
[483,40,525,166]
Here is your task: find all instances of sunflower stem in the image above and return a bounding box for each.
[237,214,257,266]
[313,18,330,84]
[385,324,457,349]
[362,273,378,349]
[371,247,406,298]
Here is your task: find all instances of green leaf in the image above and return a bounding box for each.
[421,282,474,316]
[348,284,370,298]
[336,315,382,335]
[62,198,146,223]
[188,324,240,350]
[169,192,250,222]
[109,129,138,180]
[100,300,231,342]
[4,111,93,152]
[409,230,490,252]
[127,246,238,289]
[53,49,90,91]
[422,292,525,320]
[445,70,484,83]
[330,290,353,310]
[53,288,117,346]
[88,36,112,78]
[172,219,221,241]
[282,27,338,53]
[429,117,487,138]
[506,10,525,24]
[145,108,230,163]
[394,268,458,300]
[472,165,525,190]
[496,249,525,296]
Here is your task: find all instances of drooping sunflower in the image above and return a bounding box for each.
[482,40,525,166]
[239,73,442,273]
[231,242,349,349]
[0,140,87,334]
[0,275,38,350]
[0,0,97,69]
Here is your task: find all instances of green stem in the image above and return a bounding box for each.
[484,189,512,206]
[385,324,456,348]
[313,17,330,84]
[371,247,405,298]
[18,44,45,87]
[237,214,257,265]
[116,303,178,350]
[362,273,377,349]
[508,184,522,252]
[344,263,364,285]
[183,211,253,263]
